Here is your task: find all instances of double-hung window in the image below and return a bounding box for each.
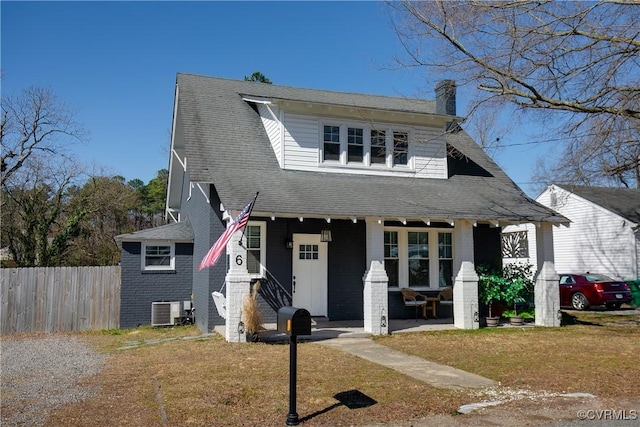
[323,125,341,161]
[347,127,363,163]
[142,241,175,271]
[321,123,412,169]
[245,221,266,277]
[370,129,386,165]
[384,228,453,289]
[393,131,409,166]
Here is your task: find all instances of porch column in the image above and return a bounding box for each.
[225,227,251,342]
[452,220,479,329]
[534,223,561,327]
[363,218,389,335]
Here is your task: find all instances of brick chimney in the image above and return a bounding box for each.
[435,80,456,116]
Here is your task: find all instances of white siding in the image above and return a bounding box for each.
[277,112,448,178]
[282,113,319,170]
[538,186,638,280]
[257,104,283,167]
[413,128,447,179]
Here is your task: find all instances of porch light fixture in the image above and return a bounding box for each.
[286,239,294,249]
[320,229,332,242]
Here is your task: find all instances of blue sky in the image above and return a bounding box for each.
[2,1,548,196]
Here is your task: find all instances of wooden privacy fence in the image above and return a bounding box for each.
[1,266,120,335]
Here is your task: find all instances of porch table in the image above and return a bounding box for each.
[423,297,439,319]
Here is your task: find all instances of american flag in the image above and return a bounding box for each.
[198,199,255,271]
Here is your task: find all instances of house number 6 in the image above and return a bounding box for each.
[235,255,243,266]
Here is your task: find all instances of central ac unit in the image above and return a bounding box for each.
[151,301,181,326]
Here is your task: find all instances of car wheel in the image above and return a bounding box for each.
[605,302,621,310]
[571,292,589,310]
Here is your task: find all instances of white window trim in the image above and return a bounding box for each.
[246,221,267,278]
[384,227,453,291]
[141,241,175,271]
[391,130,413,169]
[319,120,414,170]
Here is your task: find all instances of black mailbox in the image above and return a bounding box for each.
[278,306,312,336]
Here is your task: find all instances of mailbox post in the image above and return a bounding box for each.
[277,306,311,426]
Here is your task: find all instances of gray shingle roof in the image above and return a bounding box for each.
[173,73,566,225]
[559,185,640,224]
[114,218,193,246]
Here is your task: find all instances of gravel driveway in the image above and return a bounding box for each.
[1,335,107,427]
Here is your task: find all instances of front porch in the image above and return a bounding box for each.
[214,317,456,343]
[213,315,541,343]
[215,219,561,342]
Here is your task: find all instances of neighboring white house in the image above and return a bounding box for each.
[503,184,640,281]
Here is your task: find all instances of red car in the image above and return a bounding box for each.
[559,273,632,310]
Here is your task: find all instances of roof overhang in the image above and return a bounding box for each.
[261,98,462,128]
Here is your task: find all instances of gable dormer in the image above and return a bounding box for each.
[243,81,459,179]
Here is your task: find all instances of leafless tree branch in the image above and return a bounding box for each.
[388,0,640,187]
[1,86,87,186]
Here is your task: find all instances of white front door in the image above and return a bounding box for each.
[292,233,328,316]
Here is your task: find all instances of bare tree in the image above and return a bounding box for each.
[533,111,640,189]
[388,0,640,187]
[462,100,512,158]
[1,86,86,186]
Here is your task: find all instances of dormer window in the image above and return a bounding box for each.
[371,130,386,164]
[393,132,409,166]
[320,121,412,169]
[323,125,340,161]
[347,127,363,163]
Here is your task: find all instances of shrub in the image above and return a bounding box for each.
[477,265,505,318]
[242,280,263,337]
[477,263,535,318]
[502,263,534,316]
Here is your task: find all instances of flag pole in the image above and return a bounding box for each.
[238,192,259,247]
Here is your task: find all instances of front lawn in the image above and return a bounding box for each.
[35,310,640,426]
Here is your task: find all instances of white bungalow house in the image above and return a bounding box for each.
[503,184,640,281]
[115,74,567,341]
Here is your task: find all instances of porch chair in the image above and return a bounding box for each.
[400,288,437,321]
[438,287,453,305]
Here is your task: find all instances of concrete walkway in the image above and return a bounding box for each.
[255,318,497,390]
[316,337,497,390]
